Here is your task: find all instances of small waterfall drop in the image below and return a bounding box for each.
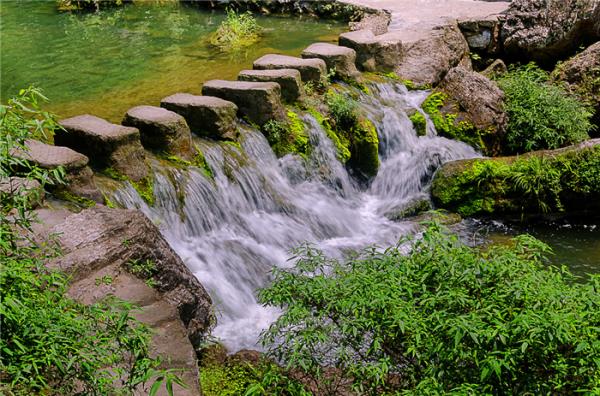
[113,82,480,350]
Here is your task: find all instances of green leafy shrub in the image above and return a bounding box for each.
[258,224,600,395]
[209,9,262,50]
[0,88,180,395]
[326,91,359,131]
[496,63,594,153]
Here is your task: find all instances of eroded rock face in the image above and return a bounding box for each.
[202,79,287,126]
[46,206,213,346]
[238,69,303,103]
[348,12,390,35]
[253,54,327,83]
[553,41,600,132]
[501,0,600,63]
[161,93,238,141]
[438,65,508,154]
[122,105,194,160]
[57,115,148,182]
[302,42,361,79]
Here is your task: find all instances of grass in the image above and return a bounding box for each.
[209,9,262,50]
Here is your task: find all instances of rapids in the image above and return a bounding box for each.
[112,82,480,350]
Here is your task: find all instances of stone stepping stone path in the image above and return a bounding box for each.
[122,105,194,160]
[302,42,361,79]
[161,93,238,141]
[202,80,286,126]
[238,69,303,103]
[253,54,327,84]
[57,115,148,182]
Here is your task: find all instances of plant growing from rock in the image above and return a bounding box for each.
[496,63,595,153]
[209,8,262,51]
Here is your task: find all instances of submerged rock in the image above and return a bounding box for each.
[501,0,600,63]
[202,79,287,126]
[161,93,238,141]
[122,105,194,160]
[301,42,361,79]
[431,139,600,218]
[57,115,148,182]
[253,54,327,84]
[238,69,303,103]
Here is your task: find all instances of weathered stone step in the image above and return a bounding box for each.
[202,80,286,126]
[122,105,194,159]
[339,29,402,72]
[11,139,102,202]
[160,93,238,141]
[57,115,148,182]
[301,42,360,79]
[238,69,303,103]
[253,54,327,83]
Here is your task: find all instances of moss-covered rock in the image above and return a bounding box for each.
[348,117,379,179]
[431,139,600,217]
[262,109,310,158]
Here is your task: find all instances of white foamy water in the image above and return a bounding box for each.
[113,82,479,350]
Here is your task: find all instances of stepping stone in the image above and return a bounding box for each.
[238,69,303,103]
[122,105,194,160]
[161,93,238,141]
[339,29,402,72]
[302,42,361,79]
[202,80,286,126]
[57,115,148,182]
[11,139,102,202]
[253,54,327,84]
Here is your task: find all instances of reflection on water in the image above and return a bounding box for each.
[1,1,345,121]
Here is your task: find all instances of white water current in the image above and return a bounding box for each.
[113,82,479,351]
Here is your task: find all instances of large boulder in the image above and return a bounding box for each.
[253,54,327,84]
[202,80,286,126]
[436,65,508,155]
[501,0,600,63]
[338,29,402,72]
[122,105,194,160]
[431,138,600,218]
[348,12,391,36]
[57,115,148,182]
[458,16,502,55]
[238,69,303,103]
[301,42,361,79]
[37,206,213,395]
[161,93,238,141]
[11,139,102,202]
[552,41,600,133]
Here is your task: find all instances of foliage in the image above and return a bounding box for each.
[132,175,155,206]
[325,91,359,131]
[0,87,181,395]
[258,224,600,395]
[209,8,262,50]
[432,145,600,216]
[262,110,309,158]
[496,63,594,153]
[56,0,126,12]
[53,189,96,208]
[194,146,216,180]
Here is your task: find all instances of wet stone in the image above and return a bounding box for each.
[302,42,361,79]
[161,93,238,141]
[253,54,327,83]
[238,69,303,103]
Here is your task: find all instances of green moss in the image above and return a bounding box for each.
[131,176,154,206]
[307,106,351,163]
[102,193,118,209]
[432,146,600,216]
[409,112,427,136]
[348,117,380,178]
[54,190,96,208]
[194,145,215,180]
[262,110,310,158]
[101,167,127,181]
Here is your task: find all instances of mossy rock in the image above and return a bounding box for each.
[262,109,310,158]
[347,117,380,179]
[431,140,600,217]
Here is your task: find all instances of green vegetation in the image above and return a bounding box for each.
[432,145,600,216]
[209,9,262,50]
[0,88,181,395]
[53,189,96,208]
[132,175,155,206]
[414,91,487,151]
[194,147,216,180]
[258,223,600,395]
[56,0,126,12]
[262,110,310,158]
[496,63,595,153]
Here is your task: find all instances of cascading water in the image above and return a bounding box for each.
[112,82,480,350]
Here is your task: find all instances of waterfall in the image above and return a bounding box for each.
[113,82,480,351]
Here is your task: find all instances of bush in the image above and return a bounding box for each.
[258,223,600,395]
[0,88,181,395]
[209,8,262,50]
[496,63,594,153]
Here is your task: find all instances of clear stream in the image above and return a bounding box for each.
[3,2,598,351]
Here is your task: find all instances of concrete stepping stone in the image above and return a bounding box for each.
[122,105,194,160]
[12,139,102,202]
[238,69,303,103]
[160,93,238,141]
[202,80,286,126]
[253,54,327,84]
[57,115,148,182]
[302,42,361,79]
[339,29,402,72]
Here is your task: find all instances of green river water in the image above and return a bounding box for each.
[1,0,344,122]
